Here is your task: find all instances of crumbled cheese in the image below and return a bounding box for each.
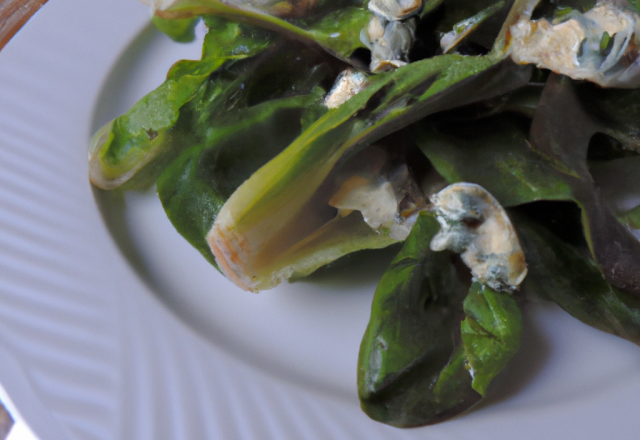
[324,69,368,109]
[430,183,527,292]
[368,0,422,22]
[361,14,416,72]
[507,2,640,87]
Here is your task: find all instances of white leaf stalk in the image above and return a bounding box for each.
[208,146,427,292]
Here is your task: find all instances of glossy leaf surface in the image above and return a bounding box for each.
[152,14,200,42]
[212,57,532,290]
[358,213,522,426]
[89,18,272,189]
[157,93,322,267]
[358,214,478,427]
[152,32,341,266]
[461,282,521,395]
[435,0,512,50]
[155,0,371,66]
[414,115,573,208]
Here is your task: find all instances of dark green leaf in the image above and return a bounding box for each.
[156,93,320,267]
[358,213,522,426]
[479,84,542,118]
[576,82,640,152]
[530,74,640,296]
[157,144,224,266]
[358,213,479,427]
[514,214,640,345]
[413,115,573,207]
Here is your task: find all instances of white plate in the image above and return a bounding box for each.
[2,1,640,439]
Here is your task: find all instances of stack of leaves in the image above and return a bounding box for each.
[90,0,640,427]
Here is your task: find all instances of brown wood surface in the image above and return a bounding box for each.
[0,401,12,440]
[0,0,48,52]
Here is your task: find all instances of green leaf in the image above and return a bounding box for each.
[152,39,338,267]
[529,74,640,296]
[514,214,640,345]
[152,15,200,42]
[212,55,530,290]
[358,213,522,425]
[155,0,372,65]
[211,56,532,290]
[157,144,225,266]
[438,0,511,52]
[617,205,640,230]
[413,115,573,208]
[277,211,400,281]
[576,82,640,152]
[305,6,371,62]
[358,213,480,427]
[89,18,272,190]
[157,93,320,267]
[461,282,522,395]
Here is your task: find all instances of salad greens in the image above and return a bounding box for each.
[91,0,640,427]
[358,213,521,426]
